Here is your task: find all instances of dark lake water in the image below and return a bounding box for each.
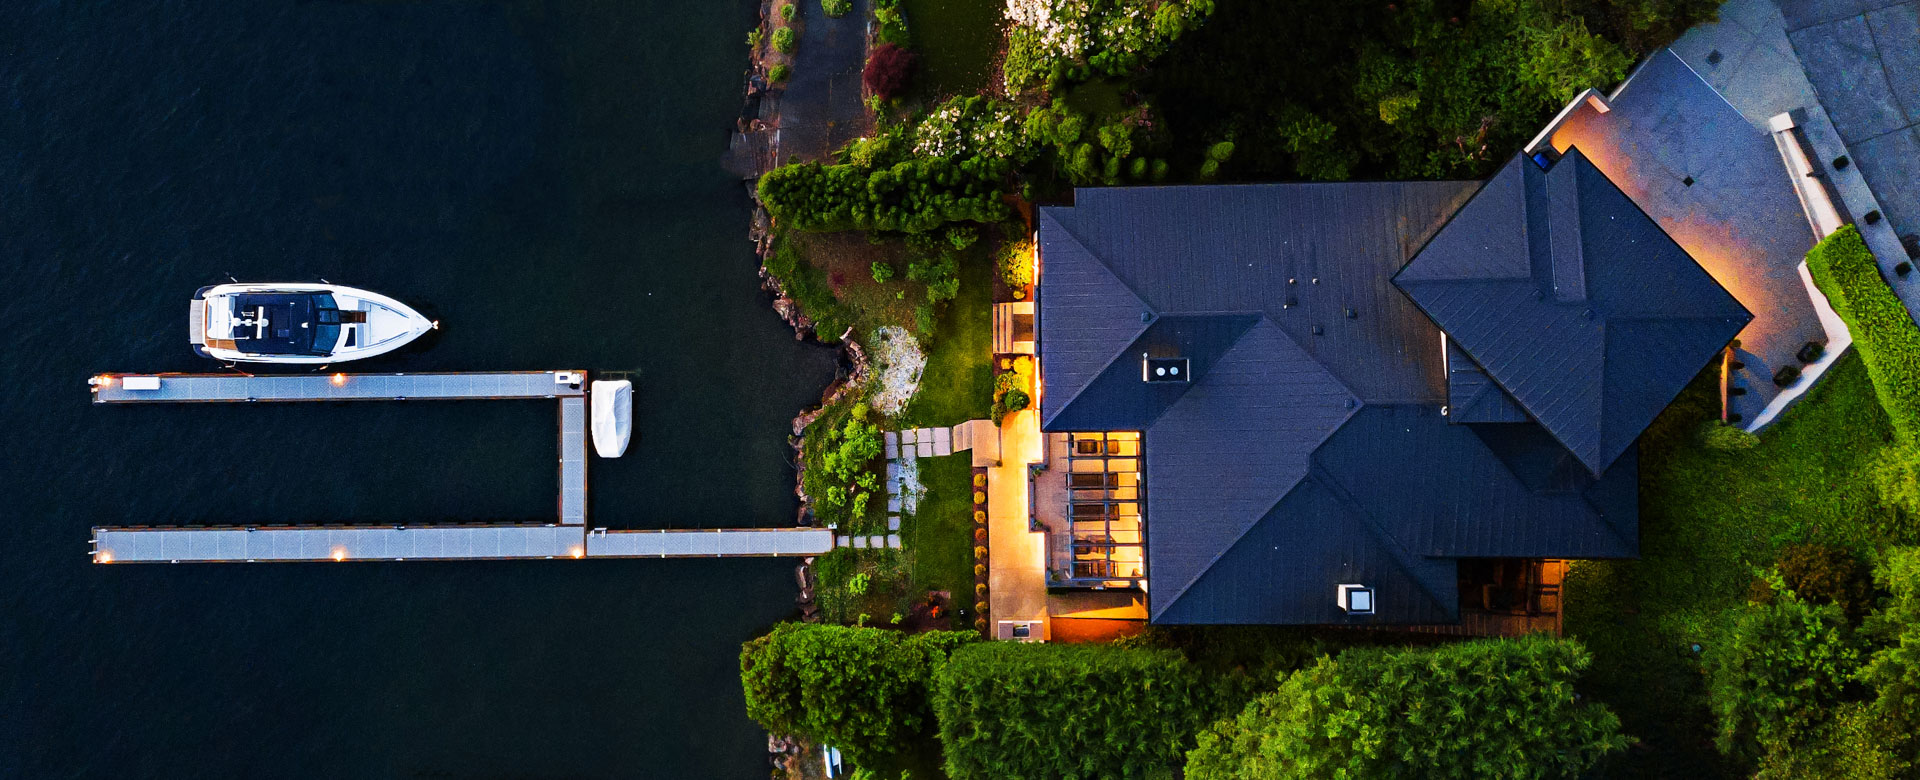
[1,2,837,776]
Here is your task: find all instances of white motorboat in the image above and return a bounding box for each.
[190,283,435,364]
[591,379,633,458]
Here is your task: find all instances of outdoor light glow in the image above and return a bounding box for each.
[98,375,115,387]
[331,373,347,386]
[570,546,585,559]
[97,551,113,563]
[331,547,347,561]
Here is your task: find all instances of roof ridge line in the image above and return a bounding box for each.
[1036,208,1160,429]
[1303,463,1453,617]
[1041,207,1157,310]
[1149,315,1364,616]
[1398,279,1609,473]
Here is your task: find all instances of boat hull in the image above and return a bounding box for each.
[191,283,435,364]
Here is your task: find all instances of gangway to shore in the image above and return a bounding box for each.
[85,370,832,564]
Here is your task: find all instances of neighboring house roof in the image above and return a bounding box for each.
[1394,150,1752,475]
[1035,156,1727,624]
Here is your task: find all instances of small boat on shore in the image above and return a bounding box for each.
[591,379,633,458]
[190,283,435,364]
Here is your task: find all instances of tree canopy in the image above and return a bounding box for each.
[932,641,1230,780]
[739,623,976,763]
[1186,635,1628,779]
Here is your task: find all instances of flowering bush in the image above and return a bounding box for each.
[1002,0,1216,92]
[913,96,1030,162]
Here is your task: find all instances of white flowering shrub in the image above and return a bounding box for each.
[912,96,1031,162]
[1001,0,1215,92]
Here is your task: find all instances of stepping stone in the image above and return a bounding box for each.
[917,438,934,458]
[853,536,869,549]
[868,535,887,548]
[886,534,901,549]
[884,431,899,459]
[900,429,918,446]
[887,495,902,513]
[933,427,951,455]
[887,515,901,531]
[836,535,850,548]
[886,461,900,483]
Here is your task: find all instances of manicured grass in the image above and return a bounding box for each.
[902,242,994,427]
[900,0,1005,98]
[1806,224,1920,442]
[1565,353,1903,774]
[907,453,977,619]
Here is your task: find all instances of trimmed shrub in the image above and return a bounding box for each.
[772,26,797,54]
[1699,420,1759,450]
[934,643,1230,780]
[769,63,792,82]
[821,0,852,17]
[1188,636,1627,779]
[1806,225,1920,442]
[870,260,895,283]
[862,43,917,100]
[780,2,795,21]
[756,158,1013,234]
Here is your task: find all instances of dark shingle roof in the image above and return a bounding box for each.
[1395,150,1752,474]
[1034,157,1722,624]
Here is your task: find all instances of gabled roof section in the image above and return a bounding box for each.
[1036,207,1156,428]
[1043,314,1260,431]
[1142,319,1360,614]
[1395,150,1750,474]
[1446,338,1530,423]
[1046,181,1477,403]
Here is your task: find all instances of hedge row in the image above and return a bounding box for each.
[1806,225,1920,442]
[756,157,1012,234]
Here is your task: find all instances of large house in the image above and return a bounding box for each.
[1031,149,1751,625]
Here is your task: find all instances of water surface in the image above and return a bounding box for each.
[1,2,834,776]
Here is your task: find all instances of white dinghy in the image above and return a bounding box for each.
[590,379,633,458]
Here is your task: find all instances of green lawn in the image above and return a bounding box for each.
[1566,353,1907,774]
[907,453,978,619]
[900,0,1005,99]
[901,242,994,427]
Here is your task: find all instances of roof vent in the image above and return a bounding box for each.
[1143,356,1189,383]
[1337,584,1374,615]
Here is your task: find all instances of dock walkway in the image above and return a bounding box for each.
[87,370,831,564]
[93,526,834,563]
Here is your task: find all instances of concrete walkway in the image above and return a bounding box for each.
[986,409,1048,627]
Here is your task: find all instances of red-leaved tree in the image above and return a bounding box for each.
[863,44,916,100]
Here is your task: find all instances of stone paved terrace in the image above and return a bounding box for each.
[1547,51,1826,426]
[1672,0,1920,309]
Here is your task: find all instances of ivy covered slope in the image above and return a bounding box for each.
[1188,636,1627,779]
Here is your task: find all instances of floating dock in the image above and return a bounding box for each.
[87,371,832,564]
[90,525,834,563]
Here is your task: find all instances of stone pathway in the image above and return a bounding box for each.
[879,421,993,535]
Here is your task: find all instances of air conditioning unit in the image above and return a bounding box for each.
[1337,583,1375,615]
[996,620,1048,642]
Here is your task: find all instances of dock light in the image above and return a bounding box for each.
[97,551,113,564]
[331,547,347,561]
[570,546,585,559]
[330,373,347,387]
